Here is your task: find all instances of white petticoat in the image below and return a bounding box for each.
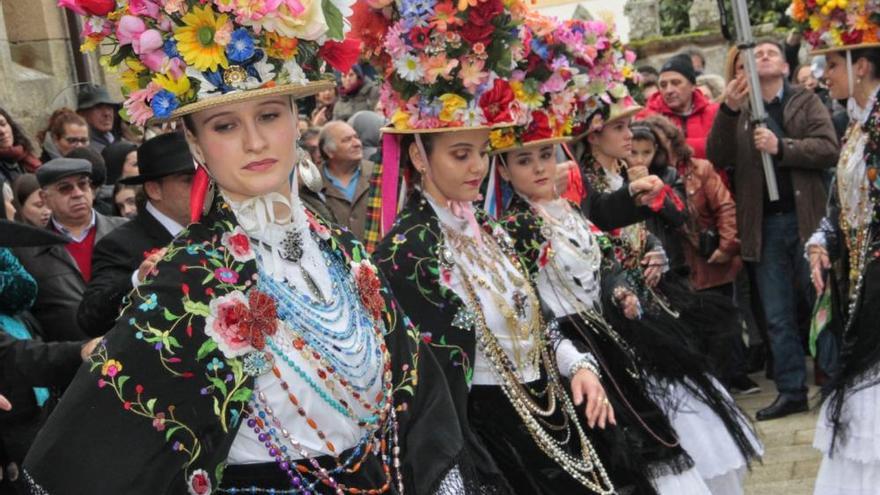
[652,466,711,494]
[650,376,763,494]
[813,379,880,495]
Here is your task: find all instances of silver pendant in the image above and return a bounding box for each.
[280,229,304,263]
[242,350,274,377]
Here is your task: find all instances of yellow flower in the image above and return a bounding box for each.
[101,359,123,378]
[174,5,230,72]
[438,93,467,122]
[119,58,148,93]
[153,72,192,97]
[809,14,823,31]
[511,81,544,109]
[81,36,99,53]
[391,109,411,130]
[490,129,516,150]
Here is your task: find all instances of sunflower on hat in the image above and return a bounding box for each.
[352,0,530,132]
[790,0,880,53]
[58,0,360,124]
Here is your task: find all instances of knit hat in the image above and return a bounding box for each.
[58,0,361,124]
[660,54,697,84]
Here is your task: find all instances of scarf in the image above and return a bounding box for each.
[0,145,41,173]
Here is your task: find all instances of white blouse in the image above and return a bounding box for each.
[425,194,589,384]
[225,189,383,464]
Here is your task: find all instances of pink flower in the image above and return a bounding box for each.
[153,412,167,432]
[133,29,164,54]
[187,470,211,495]
[116,15,146,46]
[305,211,331,240]
[214,267,239,284]
[124,83,161,125]
[440,267,452,286]
[205,291,252,358]
[129,0,162,19]
[221,227,255,262]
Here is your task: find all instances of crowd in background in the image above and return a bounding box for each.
[0,31,844,493]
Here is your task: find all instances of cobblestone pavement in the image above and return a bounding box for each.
[737,370,822,495]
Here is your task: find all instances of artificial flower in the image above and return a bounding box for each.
[153,71,191,97]
[489,128,516,150]
[58,0,116,17]
[264,32,299,59]
[431,0,463,32]
[247,0,327,40]
[510,80,543,109]
[439,93,467,122]
[521,110,553,142]
[479,79,516,125]
[458,57,488,92]
[394,53,425,82]
[174,5,231,72]
[226,28,256,63]
[151,89,180,119]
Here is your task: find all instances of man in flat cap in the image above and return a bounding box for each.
[13,158,127,342]
[78,132,194,336]
[76,84,122,153]
[637,53,720,160]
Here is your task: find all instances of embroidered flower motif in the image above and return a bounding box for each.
[101,359,123,378]
[152,412,167,431]
[187,469,211,495]
[213,267,239,284]
[205,289,278,358]
[221,227,255,262]
[538,243,552,268]
[139,293,158,311]
[351,260,384,321]
[305,210,331,240]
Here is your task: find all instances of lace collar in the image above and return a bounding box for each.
[848,84,880,125]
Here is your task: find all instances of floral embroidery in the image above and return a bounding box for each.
[101,359,123,377]
[213,267,239,284]
[221,226,254,262]
[187,469,211,495]
[352,259,384,321]
[204,289,277,358]
[139,293,158,311]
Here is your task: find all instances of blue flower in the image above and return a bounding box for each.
[226,28,255,64]
[185,245,200,255]
[204,70,233,94]
[150,90,179,119]
[530,38,550,61]
[207,357,225,372]
[400,0,435,28]
[139,293,158,311]
[163,38,179,58]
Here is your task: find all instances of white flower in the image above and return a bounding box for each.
[394,54,424,82]
[243,55,277,89]
[281,60,308,85]
[458,102,485,127]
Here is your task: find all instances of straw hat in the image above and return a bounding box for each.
[58,0,360,124]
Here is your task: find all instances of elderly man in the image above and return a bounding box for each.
[318,121,374,241]
[76,84,121,153]
[77,133,194,337]
[13,159,127,341]
[638,54,719,160]
[707,39,839,421]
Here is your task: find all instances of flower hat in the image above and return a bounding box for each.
[559,18,641,140]
[790,0,880,54]
[58,0,361,124]
[352,0,530,133]
[486,14,583,155]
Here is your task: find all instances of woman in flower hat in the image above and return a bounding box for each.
[574,89,762,493]
[358,4,631,494]
[791,1,880,492]
[23,1,470,494]
[486,18,715,495]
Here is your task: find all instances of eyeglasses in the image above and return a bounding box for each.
[52,177,92,195]
[63,137,90,145]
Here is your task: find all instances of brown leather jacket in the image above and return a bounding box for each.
[706,85,839,261]
[680,158,743,290]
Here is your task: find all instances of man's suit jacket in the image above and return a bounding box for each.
[77,207,174,337]
[14,212,127,342]
[321,160,375,242]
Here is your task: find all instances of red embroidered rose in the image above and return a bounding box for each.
[479,79,516,125]
[521,110,553,142]
[205,289,277,357]
[351,260,384,321]
[187,469,211,495]
[240,289,278,350]
[221,227,254,262]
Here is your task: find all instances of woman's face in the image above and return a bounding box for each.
[114,187,138,219]
[21,189,51,227]
[341,70,361,92]
[500,145,557,202]
[629,139,656,169]
[317,88,337,106]
[121,150,139,179]
[591,118,634,161]
[824,51,850,100]
[186,96,298,202]
[0,114,13,149]
[57,123,90,156]
[411,129,491,204]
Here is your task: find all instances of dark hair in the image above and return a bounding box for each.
[399,133,436,188]
[66,146,107,186]
[640,114,693,165]
[12,173,41,209]
[0,107,35,155]
[851,47,880,79]
[101,140,138,185]
[112,182,143,216]
[754,38,786,58]
[630,123,670,174]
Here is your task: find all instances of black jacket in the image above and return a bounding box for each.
[77,206,174,337]
[13,212,128,342]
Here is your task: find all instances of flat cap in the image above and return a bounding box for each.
[36,158,93,187]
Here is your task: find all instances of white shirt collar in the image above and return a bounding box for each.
[847,84,880,125]
[51,210,96,243]
[146,201,185,237]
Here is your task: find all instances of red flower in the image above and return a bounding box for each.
[521,110,553,142]
[460,22,494,46]
[479,79,516,125]
[349,0,390,57]
[841,30,863,45]
[232,290,278,351]
[221,228,254,262]
[61,0,115,16]
[468,0,503,26]
[538,243,551,268]
[187,469,211,495]
[352,261,384,321]
[408,26,432,50]
[143,248,162,259]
